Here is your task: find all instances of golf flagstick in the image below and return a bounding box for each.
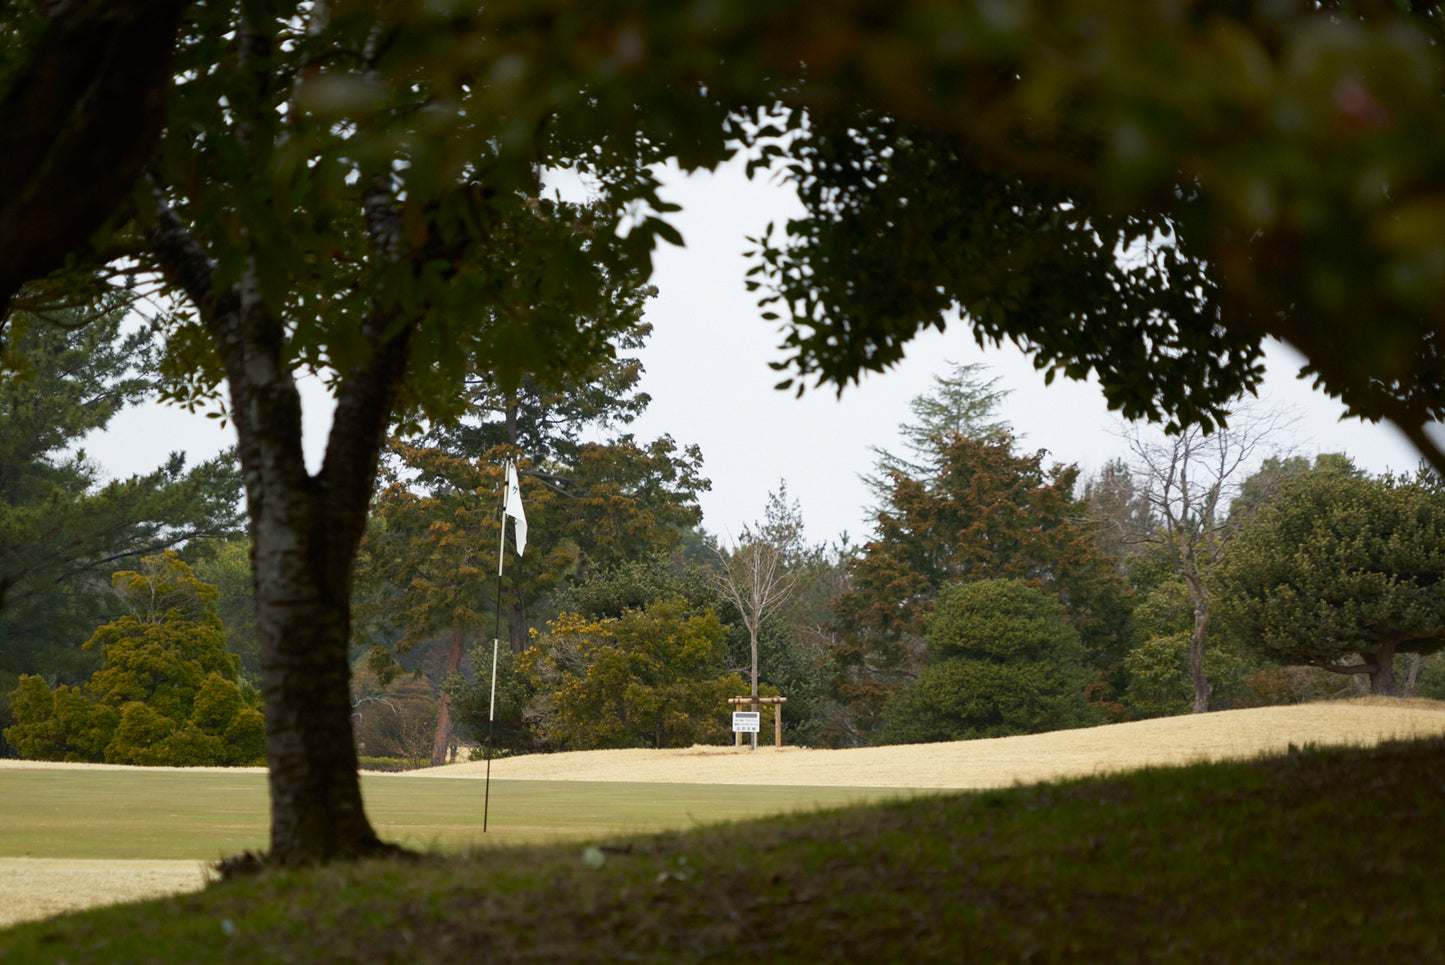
[484,459,526,832]
[483,636,498,832]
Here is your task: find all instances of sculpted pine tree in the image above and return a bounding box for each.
[1215,461,1445,696]
[881,580,1098,744]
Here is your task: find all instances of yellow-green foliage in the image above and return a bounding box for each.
[521,599,745,750]
[3,553,264,766]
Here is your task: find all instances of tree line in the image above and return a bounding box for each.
[11,336,1444,767]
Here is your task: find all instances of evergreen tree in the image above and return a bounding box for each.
[1214,460,1445,696]
[833,433,1128,743]
[0,310,242,707]
[880,580,1099,744]
[860,361,1010,505]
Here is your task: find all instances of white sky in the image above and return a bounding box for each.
[82,158,1425,547]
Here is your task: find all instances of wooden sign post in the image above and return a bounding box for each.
[727,696,787,748]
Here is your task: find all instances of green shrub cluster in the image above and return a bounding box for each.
[880,580,1099,743]
[3,553,264,766]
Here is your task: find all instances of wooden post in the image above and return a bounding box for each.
[728,696,787,748]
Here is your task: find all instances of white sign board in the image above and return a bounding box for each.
[732,711,761,734]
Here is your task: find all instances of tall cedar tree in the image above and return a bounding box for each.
[357,436,705,670]
[832,433,1128,744]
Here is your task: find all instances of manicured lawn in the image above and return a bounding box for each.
[0,767,913,859]
[5,738,1445,962]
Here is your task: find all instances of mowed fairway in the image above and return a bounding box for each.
[0,768,906,860]
[0,767,906,926]
[5,697,1445,927]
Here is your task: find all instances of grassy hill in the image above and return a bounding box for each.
[4,731,1445,962]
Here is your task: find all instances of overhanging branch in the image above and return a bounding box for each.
[1309,658,1378,677]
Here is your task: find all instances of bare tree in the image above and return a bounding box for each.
[710,482,811,747]
[1127,404,1297,713]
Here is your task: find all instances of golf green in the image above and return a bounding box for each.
[0,768,914,859]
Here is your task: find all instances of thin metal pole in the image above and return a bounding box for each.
[483,464,508,833]
[483,637,498,832]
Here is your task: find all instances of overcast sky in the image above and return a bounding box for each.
[82,158,1425,548]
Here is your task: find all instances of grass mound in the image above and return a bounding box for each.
[4,735,1444,962]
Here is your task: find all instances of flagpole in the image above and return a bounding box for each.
[484,458,526,832]
[483,636,498,832]
[484,461,509,833]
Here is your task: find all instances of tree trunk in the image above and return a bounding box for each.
[1404,652,1423,697]
[254,510,388,863]
[507,581,528,654]
[749,624,760,750]
[431,629,465,766]
[1183,574,1213,714]
[1369,642,1399,696]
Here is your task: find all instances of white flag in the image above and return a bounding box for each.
[504,461,527,557]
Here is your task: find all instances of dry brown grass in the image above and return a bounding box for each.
[0,859,212,928]
[413,698,1445,788]
[7,697,1445,930]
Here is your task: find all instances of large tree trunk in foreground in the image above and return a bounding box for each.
[255,511,384,860]
[241,318,413,863]
[147,191,412,865]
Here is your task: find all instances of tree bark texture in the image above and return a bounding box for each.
[508,581,528,655]
[0,0,189,318]
[1369,642,1399,697]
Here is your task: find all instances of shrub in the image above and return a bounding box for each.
[880,580,1099,743]
[3,553,266,767]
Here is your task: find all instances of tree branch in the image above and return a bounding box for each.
[0,0,191,320]
[1309,658,1378,677]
